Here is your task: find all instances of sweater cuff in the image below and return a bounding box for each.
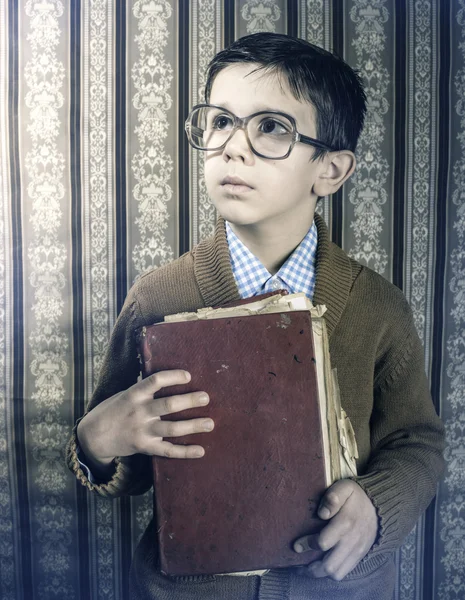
[66,419,126,498]
[66,419,153,498]
[352,471,402,555]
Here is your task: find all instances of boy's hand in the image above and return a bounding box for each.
[293,479,378,580]
[77,370,213,473]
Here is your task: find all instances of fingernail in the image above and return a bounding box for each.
[198,394,209,405]
[295,543,304,553]
[184,371,191,382]
[319,507,331,519]
[202,419,214,431]
[193,448,204,457]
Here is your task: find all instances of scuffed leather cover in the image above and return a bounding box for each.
[138,311,326,576]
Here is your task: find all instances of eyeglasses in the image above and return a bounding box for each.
[184,104,338,160]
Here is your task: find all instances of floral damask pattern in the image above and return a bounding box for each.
[438,3,465,598]
[405,1,436,345]
[348,0,389,273]
[302,0,325,46]
[191,0,219,244]
[240,0,281,33]
[131,0,175,274]
[24,1,73,598]
[397,4,436,598]
[85,0,115,379]
[83,0,117,597]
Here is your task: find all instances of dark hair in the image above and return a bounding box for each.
[204,33,367,159]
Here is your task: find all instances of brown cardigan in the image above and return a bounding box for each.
[66,214,445,599]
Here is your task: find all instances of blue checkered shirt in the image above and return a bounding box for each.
[226,221,318,300]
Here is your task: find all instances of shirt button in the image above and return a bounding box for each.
[270,279,281,291]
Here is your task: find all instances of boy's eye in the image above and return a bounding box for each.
[258,117,290,135]
[212,114,234,130]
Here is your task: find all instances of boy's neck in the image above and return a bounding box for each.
[229,211,316,275]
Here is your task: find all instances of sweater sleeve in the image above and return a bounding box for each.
[353,321,445,555]
[66,288,153,498]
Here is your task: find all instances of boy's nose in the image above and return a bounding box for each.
[222,128,254,163]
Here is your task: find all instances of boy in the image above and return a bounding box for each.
[67,33,445,600]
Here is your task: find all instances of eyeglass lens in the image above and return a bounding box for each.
[188,106,294,158]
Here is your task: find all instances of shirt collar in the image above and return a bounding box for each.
[226,221,318,300]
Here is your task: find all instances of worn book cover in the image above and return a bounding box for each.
[137,293,357,576]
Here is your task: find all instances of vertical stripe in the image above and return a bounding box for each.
[80,2,96,597]
[331,0,343,247]
[69,2,88,600]
[431,0,454,600]
[22,0,74,596]
[190,0,222,246]
[392,0,406,291]
[224,0,236,47]
[298,0,332,228]
[129,1,176,280]
[393,4,410,591]
[404,0,438,354]
[430,0,449,427]
[344,0,391,276]
[0,1,20,598]
[115,0,127,314]
[402,1,439,599]
[299,0,305,39]
[83,0,120,598]
[425,0,438,371]
[113,3,130,596]
[190,2,199,246]
[9,1,31,596]
[129,4,179,587]
[178,1,191,254]
[287,0,299,36]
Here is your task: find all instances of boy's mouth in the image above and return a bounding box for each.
[221,176,254,193]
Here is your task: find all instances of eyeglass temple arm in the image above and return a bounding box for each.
[297,133,337,152]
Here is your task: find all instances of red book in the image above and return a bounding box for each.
[137,293,357,576]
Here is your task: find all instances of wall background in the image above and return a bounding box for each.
[0,0,463,599]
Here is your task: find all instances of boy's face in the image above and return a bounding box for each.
[204,63,326,232]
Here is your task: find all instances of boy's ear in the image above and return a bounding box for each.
[312,151,356,197]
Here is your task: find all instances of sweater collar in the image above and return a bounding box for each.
[312,212,353,337]
[194,213,353,337]
[193,218,241,308]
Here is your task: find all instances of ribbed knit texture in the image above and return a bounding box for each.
[66,214,445,600]
[258,570,290,600]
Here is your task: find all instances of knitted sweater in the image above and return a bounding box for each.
[66,214,445,599]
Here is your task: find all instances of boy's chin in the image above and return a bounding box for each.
[216,211,263,228]
[211,202,258,227]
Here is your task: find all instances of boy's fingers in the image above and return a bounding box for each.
[307,539,362,581]
[153,417,214,438]
[293,534,321,553]
[294,511,351,555]
[134,370,191,400]
[152,392,210,417]
[317,511,352,551]
[152,440,205,459]
[318,480,354,519]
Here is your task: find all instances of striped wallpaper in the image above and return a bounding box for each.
[0,1,463,599]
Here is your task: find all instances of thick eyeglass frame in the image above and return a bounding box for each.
[184,103,339,160]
